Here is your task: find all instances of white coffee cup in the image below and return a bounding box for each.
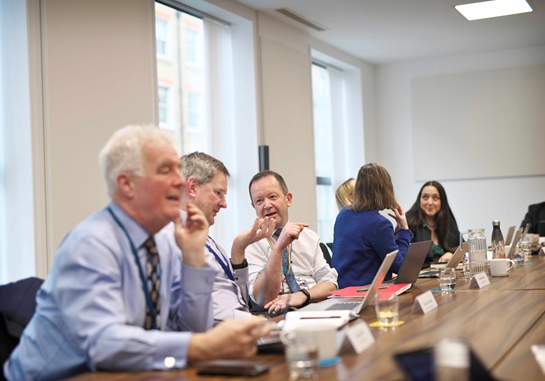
[281,323,339,362]
[488,258,516,276]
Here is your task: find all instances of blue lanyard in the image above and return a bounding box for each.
[107,206,159,330]
[206,237,235,281]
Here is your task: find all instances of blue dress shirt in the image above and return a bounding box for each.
[4,201,216,381]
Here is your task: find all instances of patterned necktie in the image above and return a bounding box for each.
[144,236,161,330]
[274,230,301,293]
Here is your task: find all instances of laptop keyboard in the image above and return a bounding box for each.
[325,302,361,311]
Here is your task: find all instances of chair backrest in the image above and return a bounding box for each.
[319,242,332,265]
[0,277,43,380]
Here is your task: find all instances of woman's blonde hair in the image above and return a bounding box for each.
[351,163,398,212]
[335,178,355,211]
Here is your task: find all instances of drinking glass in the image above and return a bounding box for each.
[521,240,531,262]
[374,293,399,328]
[439,268,456,292]
[462,255,471,279]
[281,330,319,380]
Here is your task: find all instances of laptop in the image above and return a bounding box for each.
[297,250,397,314]
[391,241,432,285]
[522,222,530,239]
[504,225,516,246]
[418,242,468,278]
[506,227,523,258]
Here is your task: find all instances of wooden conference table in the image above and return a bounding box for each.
[69,255,545,381]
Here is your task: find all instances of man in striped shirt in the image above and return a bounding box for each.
[245,170,338,316]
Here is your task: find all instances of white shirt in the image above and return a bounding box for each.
[245,226,338,303]
[204,236,251,322]
[180,210,251,322]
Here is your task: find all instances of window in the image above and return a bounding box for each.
[155,2,207,154]
[184,28,199,65]
[312,63,337,243]
[0,0,38,283]
[154,1,259,248]
[155,18,169,58]
[187,91,200,130]
[311,57,364,245]
[158,85,170,129]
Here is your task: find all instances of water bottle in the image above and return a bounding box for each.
[460,228,488,277]
[491,220,505,259]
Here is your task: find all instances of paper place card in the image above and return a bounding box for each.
[411,290,438,314]
[531,345,545,375]
[469,272,490,289]
[344,320,375,354]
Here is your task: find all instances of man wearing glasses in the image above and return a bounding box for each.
[179,152,275,322]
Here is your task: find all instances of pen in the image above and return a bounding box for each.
[357,285,388,292]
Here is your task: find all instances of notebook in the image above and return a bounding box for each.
[392,240,432,284]
[504,225,516,246]
[330,282,412,298]
[418,242,468,278]
[297,250,397,314]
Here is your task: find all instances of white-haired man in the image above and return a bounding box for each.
[4,125,270,381]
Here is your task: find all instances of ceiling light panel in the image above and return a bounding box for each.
[455,0,533,21]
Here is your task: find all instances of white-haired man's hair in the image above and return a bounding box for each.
[98,125,176,197]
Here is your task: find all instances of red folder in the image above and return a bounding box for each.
[330,283,412,298]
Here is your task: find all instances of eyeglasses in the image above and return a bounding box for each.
[214,190,226,200]
[197,181,226,200]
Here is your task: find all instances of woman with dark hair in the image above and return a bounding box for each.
[332,163,413,288]
[406,180,461,267]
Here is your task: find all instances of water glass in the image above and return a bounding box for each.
[513,244,524,264]
[439,268,456,292]
[462,256,471,279]
[374,293,399,328]
[521,240,531,262]
[281,330,319,380]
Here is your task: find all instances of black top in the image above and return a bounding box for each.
[407,212,461,268]
[520,202,545,235]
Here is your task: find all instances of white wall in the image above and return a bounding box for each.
[257,14,317,226]
[12,0,372,278]
[17,0,541,278]
[255,13,373,230]
[377,45,545,237]
[412,64,545,180]
[39,0,157,270]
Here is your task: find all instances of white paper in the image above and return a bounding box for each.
[283,310,354,330]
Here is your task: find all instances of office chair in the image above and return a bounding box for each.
[0,277,43,380]
[319,242,332,266]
